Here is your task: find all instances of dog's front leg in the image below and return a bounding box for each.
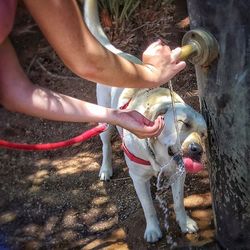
[99,125,114,180]
[130,172,162,242]
[96,84,114,181]
[171,173,198,233]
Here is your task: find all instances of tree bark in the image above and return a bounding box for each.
[186,0,250,249]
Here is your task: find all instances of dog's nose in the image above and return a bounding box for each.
[188,142,203,155]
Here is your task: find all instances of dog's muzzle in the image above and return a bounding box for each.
[182,133,205,173]
[169,132,205,174]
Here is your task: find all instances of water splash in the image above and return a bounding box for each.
[156,154,185,191]
[156,150,185,246]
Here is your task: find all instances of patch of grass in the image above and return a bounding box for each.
[98,0,140,24]
[98,0,175,25]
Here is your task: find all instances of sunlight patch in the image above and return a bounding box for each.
[27,170,49,185]
[91,196,109,206]
[34,159,51,167]
[80,208,101,224]
[52,160,99,175]
[63,209,77,227]
[89,217,117,233]
[184,193,212,208]
[0,211,17,224]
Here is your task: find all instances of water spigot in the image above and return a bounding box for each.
[179,29,219,66]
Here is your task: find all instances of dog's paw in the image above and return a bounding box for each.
[99,168,113,181]
[179,216,198,233]
[144,225,162,243]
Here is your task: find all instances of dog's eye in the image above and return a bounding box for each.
[168,146,175,156]
[178,120,191,128]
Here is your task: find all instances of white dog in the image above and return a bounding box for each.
[84,0,207,243]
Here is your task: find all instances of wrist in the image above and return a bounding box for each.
[142,64,160,87]
[106,108,120,126]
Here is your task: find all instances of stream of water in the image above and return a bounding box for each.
[155,81,186,248]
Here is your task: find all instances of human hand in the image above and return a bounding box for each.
[142,40,186,86]
[114,109,164,139]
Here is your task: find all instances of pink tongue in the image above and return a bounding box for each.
[183,157,203,173]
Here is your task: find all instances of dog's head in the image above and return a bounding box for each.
[146,96,207,174]
[166,103,207,173]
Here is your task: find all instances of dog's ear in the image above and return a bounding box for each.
[144,102,170,120]
[120,88,140,101]
[143,88,184,120]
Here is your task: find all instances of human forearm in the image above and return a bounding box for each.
[0,39,113,124]
[2,80,164,138]
[4,83,116,124]
[23,0,185,88]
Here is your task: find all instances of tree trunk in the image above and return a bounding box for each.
[186,0,250,249]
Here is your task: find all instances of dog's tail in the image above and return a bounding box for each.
[83,0,143,102]
[83,0,142,65]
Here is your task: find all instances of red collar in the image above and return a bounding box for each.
[121,142,151,165]
[119,99,131,110]
[119,99,151,166]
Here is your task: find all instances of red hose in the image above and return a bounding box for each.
[0,123,108,151]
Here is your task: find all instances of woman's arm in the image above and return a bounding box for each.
[22,0,185,88]
[0,39,164,138]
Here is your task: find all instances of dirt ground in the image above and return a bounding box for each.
[0,1,216,249]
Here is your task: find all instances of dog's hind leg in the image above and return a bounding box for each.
[97,84,114,181]
[171,173,198,233]
[130,172,162,242]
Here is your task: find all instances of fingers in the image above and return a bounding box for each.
[142,115,165,138]
[171,47,186,73]
[145,41,184,64]
[175,60,186,72]
[151,115,165,137]
[148,42,181,62]
[147,39,162,49]
[118,110,164,139]
[171,47,182,61]
[144,39,171,57]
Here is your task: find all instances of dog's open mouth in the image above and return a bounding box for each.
[170,144,204,173]
[183,157,203,173]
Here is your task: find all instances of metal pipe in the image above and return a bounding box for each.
[179,43,199,61]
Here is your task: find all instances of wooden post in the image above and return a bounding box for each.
[186,0,250,249]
